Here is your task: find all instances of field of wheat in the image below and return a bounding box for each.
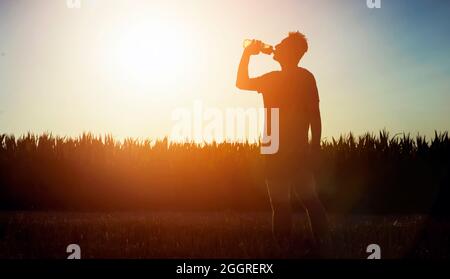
[0,131,449,258]
[0,131,448,213]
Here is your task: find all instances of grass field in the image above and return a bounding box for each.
[1,212,449,259]
[2,131,448,213]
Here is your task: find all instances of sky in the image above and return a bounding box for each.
[0,0,449,142]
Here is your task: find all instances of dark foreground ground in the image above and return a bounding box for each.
[0,212,449,259]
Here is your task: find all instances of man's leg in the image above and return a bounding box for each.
[266,178,292,244]
[294,171,330,246]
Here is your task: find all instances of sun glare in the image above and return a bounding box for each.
[105,21,196,91]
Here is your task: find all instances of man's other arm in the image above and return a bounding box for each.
[309,74,322,149]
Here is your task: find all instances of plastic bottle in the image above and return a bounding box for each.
[243,39,273,55]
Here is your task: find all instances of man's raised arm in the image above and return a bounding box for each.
[236,40,262,91]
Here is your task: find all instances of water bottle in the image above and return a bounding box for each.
[243,39,273,55]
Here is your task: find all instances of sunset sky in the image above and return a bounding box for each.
[0,0,449,142]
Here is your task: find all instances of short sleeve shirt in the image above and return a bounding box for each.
[254,68,319,153]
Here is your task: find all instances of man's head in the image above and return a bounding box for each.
[273,31,308,68]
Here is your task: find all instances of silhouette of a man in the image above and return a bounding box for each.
[236,32,329,249]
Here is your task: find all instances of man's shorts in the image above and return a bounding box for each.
[264,150,313,180]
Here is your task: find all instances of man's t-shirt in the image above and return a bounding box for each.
[253,67,319,154]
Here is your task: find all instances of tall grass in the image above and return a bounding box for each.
[0,131,448,213]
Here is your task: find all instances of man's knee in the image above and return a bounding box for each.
[301,196,324,213]
[266,179,291,209]
[271,200,291,213]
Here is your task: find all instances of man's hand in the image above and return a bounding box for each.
[244,40,262,56]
